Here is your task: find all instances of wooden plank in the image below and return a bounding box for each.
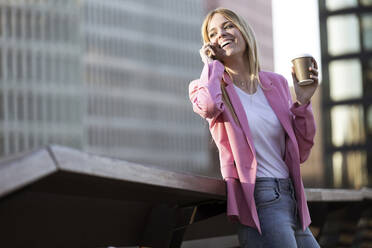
[0,148,57,198]
[50,145,226,199]
[0,145,371,203]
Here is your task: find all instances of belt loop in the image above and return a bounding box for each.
[275,178,281,193]
[290,180,295,199]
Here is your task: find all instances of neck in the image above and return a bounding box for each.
[224,55,257,93]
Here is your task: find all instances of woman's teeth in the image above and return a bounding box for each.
[221,41,232,48]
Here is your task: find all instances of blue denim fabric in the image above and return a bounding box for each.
[238,177,320,248]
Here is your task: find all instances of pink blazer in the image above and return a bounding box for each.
[189,60,316,234]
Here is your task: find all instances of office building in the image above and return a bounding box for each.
[0,0,84,156]
[318,0,372,188]
[0,0,216,177]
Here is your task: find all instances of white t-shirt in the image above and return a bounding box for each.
[234,84,289,178]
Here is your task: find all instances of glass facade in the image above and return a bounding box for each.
[332,150,368,188]
[319,1,372,188]
[327,14,360,56]
[326,0,358,11]
[82,0,212,176]
[328,59,362,101]
[0,0,84,155]
[330,105,365,147]
[362,0,372,6]
[0,0,216,178]
[368,105,372,134]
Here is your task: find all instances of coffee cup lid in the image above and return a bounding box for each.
[291,53,313,62]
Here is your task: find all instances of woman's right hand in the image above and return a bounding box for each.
[199,42,226,64]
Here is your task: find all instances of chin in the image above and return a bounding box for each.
[224,50,233,57]
[227,49,245,58]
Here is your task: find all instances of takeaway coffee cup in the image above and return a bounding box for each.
[291,54,315,86]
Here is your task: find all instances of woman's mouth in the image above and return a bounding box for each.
[221,40,233,48]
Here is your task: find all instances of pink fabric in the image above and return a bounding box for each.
[189,60,316,234]
[225,179,259,230]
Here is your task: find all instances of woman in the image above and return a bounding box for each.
[189,8,320,248]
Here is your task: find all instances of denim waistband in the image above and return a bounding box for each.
[255,177,294,192]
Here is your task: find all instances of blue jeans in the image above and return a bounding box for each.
[238,178,320,248]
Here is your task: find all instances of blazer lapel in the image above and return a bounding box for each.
[259,72,297,145]
[223,72,256,157]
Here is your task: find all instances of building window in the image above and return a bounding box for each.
[367,105,372,134]
[361,0,372,6]
[326,0,358,11]
[332,150,368,188]
[327,14,360,56]
[362,14,372,50]
[330,105,365,147]
[319,0,372,188]
[329,59,362,101]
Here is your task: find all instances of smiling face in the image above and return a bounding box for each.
[207,13,247,59]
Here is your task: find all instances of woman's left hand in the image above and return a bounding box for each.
[292,58,319,105]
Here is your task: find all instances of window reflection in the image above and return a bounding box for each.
[329,59,362,101]
[327,15,360,56]
[332,151,367,189]
[367,60,372,84]
[368,105,372,134]
[326,0,357,10]
[0,90,3,121]
[332,152,343,188]
[331,105,365,146]
[362,14,372,50]
[361,0,372,6]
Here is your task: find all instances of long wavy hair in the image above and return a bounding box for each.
[201,8,262,125]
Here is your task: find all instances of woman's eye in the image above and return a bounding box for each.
[225,24,234,29]
[209,33,216,38]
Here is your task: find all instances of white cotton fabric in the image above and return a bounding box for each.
[234,84,289,178]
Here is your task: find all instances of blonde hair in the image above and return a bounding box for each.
[201,8,262,126]
[201,8,261,85]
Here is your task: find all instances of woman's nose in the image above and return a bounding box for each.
[217,28,227,39]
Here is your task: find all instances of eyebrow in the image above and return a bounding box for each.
[208,21,231,34]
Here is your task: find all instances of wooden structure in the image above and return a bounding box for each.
[0,145,371,247]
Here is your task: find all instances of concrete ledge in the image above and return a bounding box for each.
[305,188,363,202]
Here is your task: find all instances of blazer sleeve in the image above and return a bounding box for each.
[189,60,225,119]
[282,77,316,163]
